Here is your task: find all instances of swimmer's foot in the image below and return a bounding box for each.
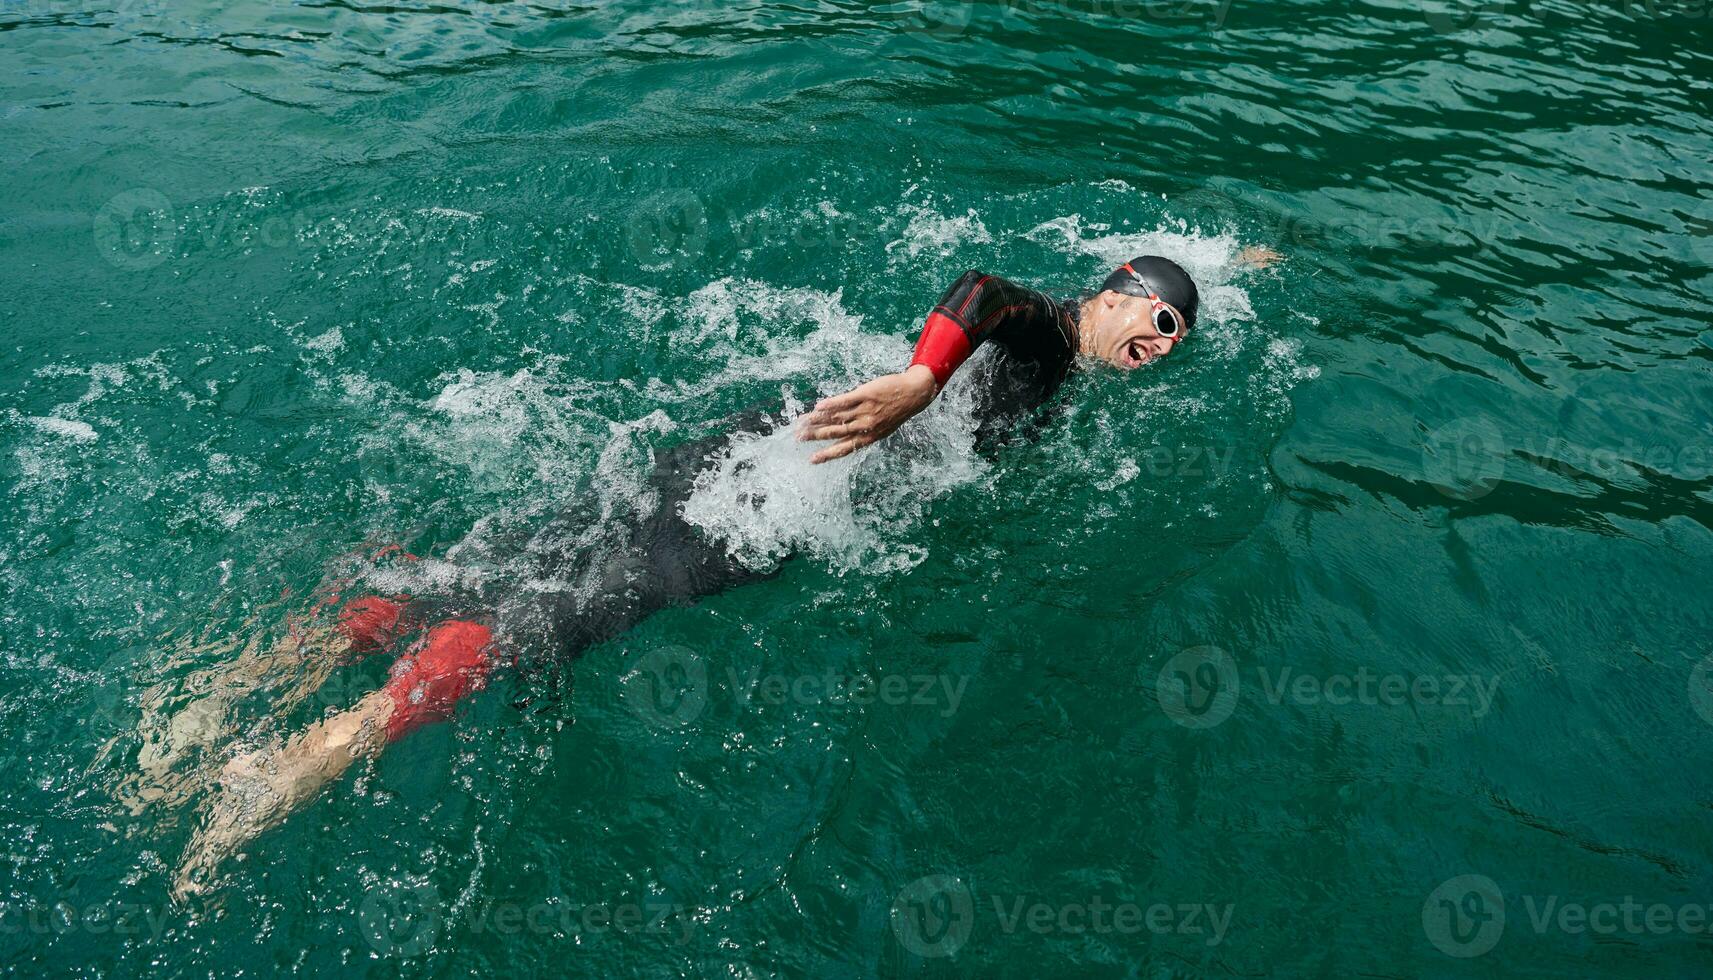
[138,598,408,819]
[172,748,271,903]
[171,690,396,902]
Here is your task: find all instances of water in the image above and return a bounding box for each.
[3,0,1711,974]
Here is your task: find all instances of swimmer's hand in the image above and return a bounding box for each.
[798,365,938,464]
[1236,245,1283,269]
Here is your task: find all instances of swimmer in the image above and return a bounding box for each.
[169,250,1278,900]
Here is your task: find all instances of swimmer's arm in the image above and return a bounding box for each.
[797,364,937,464]
[800,270,1038,464]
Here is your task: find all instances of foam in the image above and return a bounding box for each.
[415,207,482,223]
[26,416,99,443]
[886,201,994,261]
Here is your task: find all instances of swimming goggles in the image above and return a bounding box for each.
[1122,263,1187,340]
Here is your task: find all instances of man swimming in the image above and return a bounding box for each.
[170,251,1271,899]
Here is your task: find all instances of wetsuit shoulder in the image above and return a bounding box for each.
[931,270,1076,369]
[928,273,1078,453]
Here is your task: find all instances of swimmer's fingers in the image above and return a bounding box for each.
[797,418,872,442]
[801,399,865,424]
[797,408,855,432]
[810,435,872,464]
[798,402,872,439]
[812,389,865,414]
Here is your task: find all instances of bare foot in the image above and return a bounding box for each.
[171,692,395,901]
[172,748,279,902]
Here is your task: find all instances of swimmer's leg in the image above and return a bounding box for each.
[123,596,415,817]
[172,618,496,901]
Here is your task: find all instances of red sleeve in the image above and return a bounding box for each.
[910,310,974,388]
[909,270,987,388]
[909,270,1061,388]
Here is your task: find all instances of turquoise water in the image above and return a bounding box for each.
[4,0,1713,974]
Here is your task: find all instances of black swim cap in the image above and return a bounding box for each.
[1100,255,1200,333]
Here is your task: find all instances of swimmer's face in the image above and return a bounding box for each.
[1081,289,1184,370]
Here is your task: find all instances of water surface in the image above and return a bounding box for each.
[3,0,1712,974]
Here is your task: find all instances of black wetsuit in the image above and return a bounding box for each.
[499,271,1081,665]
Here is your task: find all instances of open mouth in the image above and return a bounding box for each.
[1120,338,1148,369]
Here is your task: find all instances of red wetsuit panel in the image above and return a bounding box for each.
[382,620,496,741]
[908,270,1074,388]
[910,311,973,387]
[338,596,406,653]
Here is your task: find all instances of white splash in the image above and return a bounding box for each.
[26,416,98,443]
[887,202,993,260]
